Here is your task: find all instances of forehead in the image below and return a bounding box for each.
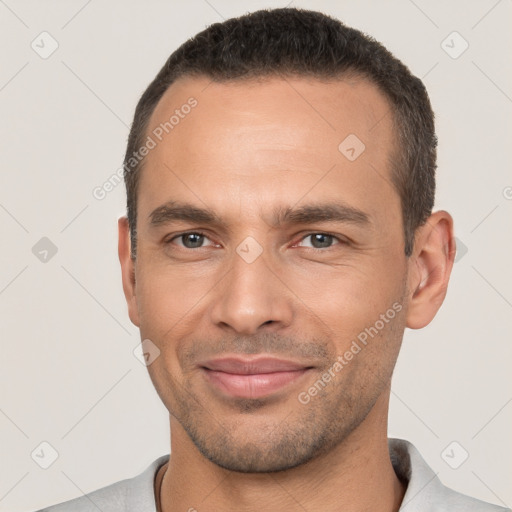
[149,74,393,149]
[137,74,398,226]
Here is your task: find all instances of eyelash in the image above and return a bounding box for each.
[165,231,347,251]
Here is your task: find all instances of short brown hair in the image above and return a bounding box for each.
[123,7,437,258]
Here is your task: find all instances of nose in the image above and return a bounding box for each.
[209,244,294,335]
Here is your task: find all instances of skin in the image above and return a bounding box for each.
[118,75,455,512]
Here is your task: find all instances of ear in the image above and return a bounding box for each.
[406,210,456,329]
[118,216,140,327]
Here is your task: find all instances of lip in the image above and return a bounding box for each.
[199,356,312,399]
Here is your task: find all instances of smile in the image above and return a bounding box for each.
[199,356,313,399]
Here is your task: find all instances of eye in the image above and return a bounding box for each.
[296,233,345,250]
[166,231,346,251]
[166,231,215,249]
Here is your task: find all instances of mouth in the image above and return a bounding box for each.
[198,356,314,399]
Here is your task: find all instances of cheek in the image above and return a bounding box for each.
[289,258,405,350]
[134,259,205,341]
[135,266,196,401]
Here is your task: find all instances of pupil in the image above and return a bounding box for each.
[185,233,203,248]
[312,234,331,248]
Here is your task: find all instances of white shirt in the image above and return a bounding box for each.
[33,438,510,511]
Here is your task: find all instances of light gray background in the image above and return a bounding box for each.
[1,1,511,511]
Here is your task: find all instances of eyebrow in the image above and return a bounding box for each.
[148,200,370,229]
[149,201,221,227]
[272,203,370,227]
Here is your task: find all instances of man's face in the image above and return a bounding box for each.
[125,75,412,472]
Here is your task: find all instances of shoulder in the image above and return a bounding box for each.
[389,438,510,512]
[30,454,170,512]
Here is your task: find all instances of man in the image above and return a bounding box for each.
[34,7,509,512]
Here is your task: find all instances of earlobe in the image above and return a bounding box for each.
[406,211,455,329]
[118,216,140,327]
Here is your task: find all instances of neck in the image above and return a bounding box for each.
[159,391,405,512]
